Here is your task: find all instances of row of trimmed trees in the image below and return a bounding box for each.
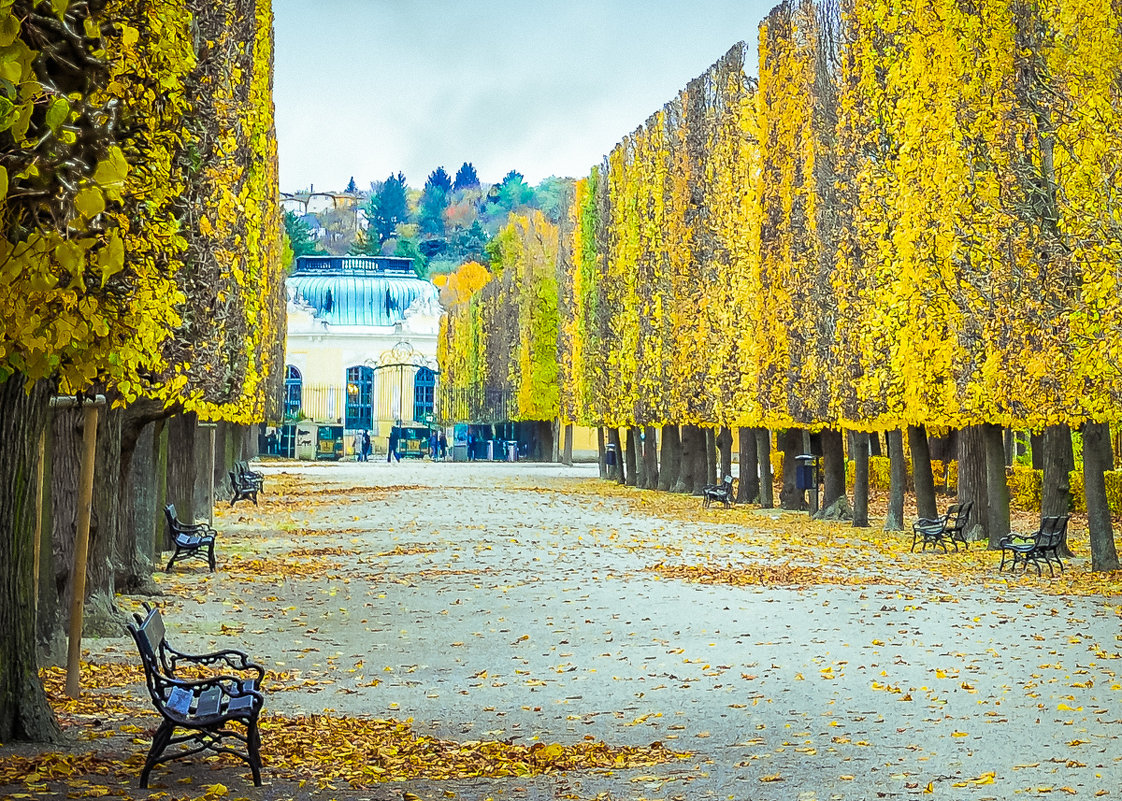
[0,1,285,742]
[438,0,1122,570]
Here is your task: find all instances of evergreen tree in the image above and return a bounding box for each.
[345,176,358,193]
[364,172,409,247]
[453,161,480,191]
[426,167,453,193]
[283,210,324,260]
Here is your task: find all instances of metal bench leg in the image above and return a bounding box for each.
[247,718,263,786]
[140,720,175,788]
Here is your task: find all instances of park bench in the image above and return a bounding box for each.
[235,460,265,490]
[702,476,734,508]
[999,514,1070,576]
[911,500,973,552]
[229,470,259,506]
[163,505,217,572]
[127,603,265,788]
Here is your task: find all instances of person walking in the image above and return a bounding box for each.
[361,430,372,462]
[387,425,400,463]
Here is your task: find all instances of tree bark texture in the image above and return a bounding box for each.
[908,425,938,521]
[716,427,733,484]
[1041,424,1074,519]
[673,425,696,494]
[779,429,806,511]
[691,426,709,495]
[1082,422,1120,572]
[49,407,82,636]
[167,413,198,523]
[658,426,680,492]
[642,426,658,489]
[821,428,846,509]
[852,431,870,527]
[737,428,760,504]
[624,427,638,487]
[958,425,989,542]
[597,427,607,479]
[757,429,774,508]
[84,405,123,637]
[0,375,61,743]
[704,428,718,487]
[983,423,1011,550]
[562,424,573,466]
[885,429,906,531]
[193,423,212,522]
[608,428,624,484]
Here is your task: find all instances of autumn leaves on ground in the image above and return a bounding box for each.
[3,461,1122,801]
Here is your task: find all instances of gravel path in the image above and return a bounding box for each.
[87,460,1122,800]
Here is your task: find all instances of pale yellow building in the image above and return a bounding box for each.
[281,256,441,458]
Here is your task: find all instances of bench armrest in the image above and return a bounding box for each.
[167,646,265,682]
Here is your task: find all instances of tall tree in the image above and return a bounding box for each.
[283,210,323,260]
[426,167,453,194]
[364,172,409,247]
[345,176,358,193]
[453,162,480,191]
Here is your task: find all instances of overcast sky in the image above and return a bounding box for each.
[273,1,778,193]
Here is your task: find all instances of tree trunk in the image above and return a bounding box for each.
[624,427,638,487]
[597,427,607,479]
[659,426,680,492]
[153,420,169,555]
[716,427,733,484]
[691,426,709,495]
[868,432,881,457]
[673,425,696,494]
[852,431,870,527]
[642,426,658,489]
[704,428,718,487]
[958,425,989,542]
[562,424,573,466]
[908,424,938,521]
[778,429,806,511]
[49,407,83,638]
[737,428,760,504]
[551,419,561,463]
[84,405,124,637]
[1003,428,1014,467]
[757,429,774,508]
[1041,424,1074,520]
[1082,421,1120,572]
[821,428,846,509]
[1030,431,1044,470]
[167,413,198,523]
[608,428,624,484]
[885,429,905,531]
[0,374,61,743]
[983,422,1011,550]
[194,423,213,523]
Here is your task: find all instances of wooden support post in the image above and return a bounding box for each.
[62,398,103,699]
[33,426,46,624]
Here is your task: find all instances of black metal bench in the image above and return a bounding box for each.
[235,460,265,491]
[127,604,265,787]
[999,514,1070,576]
[163,505,217,572]
[229,470,259,506]
[911,500,973,552]
[702,476,734,508]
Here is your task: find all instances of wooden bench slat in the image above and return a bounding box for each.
[166,687,193,716]
[194,686,223,718]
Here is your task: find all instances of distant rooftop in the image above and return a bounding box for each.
[287,256,437,327]
[293,255,416,276]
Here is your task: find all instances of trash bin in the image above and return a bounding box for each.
[506,441,518,462]
[486,440,494,461]
[605,444,617,467]
[795,454,816,491]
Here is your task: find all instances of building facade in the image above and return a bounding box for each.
[281,255,441,457]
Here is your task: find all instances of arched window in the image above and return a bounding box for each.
[284,365,302,419]
[345,366,375,430]
[413,367,435,422]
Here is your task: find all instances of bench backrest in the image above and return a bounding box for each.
[946,501,973,532]
[128,605,175,707]
[1038,514,1070,548]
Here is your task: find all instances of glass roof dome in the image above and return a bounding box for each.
[286,256,439,327]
